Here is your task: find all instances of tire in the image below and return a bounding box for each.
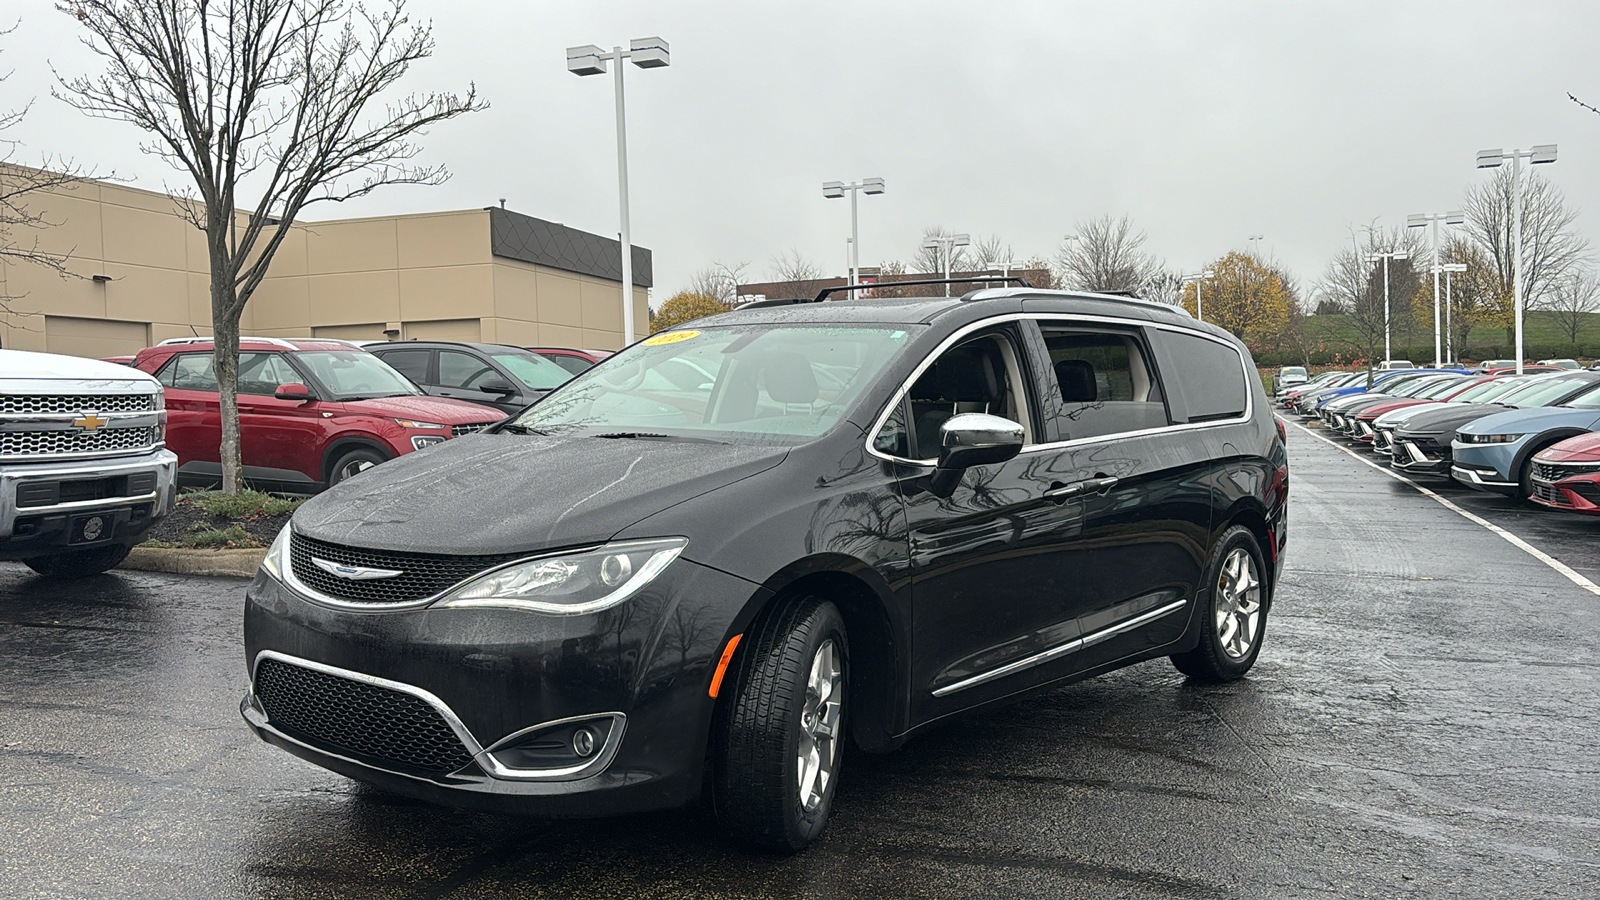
[1172,525,1269,682]
[328,447,388,486]
[23,543,132,578]
[1518,457,1537,505]
[713,597,849,853]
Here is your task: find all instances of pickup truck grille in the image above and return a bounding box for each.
[0,426,158,458]
[0,394,157,415]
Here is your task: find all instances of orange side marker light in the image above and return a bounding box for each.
[708,634,743,698]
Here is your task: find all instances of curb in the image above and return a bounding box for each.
[120,546,266,578]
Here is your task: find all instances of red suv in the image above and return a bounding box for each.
[133,338,504,492]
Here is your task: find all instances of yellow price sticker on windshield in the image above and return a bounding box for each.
[644,330,699,346]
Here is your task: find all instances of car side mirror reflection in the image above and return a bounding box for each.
[928,413,1024,498]
[274,383,312,401]
[479,379,517,396]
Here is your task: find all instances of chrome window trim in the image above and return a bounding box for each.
[864,312,1255,466]
[249,650,626,782]
[931,598,1188,698]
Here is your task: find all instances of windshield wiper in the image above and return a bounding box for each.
[594,432,724,444]
[500,423,551,435]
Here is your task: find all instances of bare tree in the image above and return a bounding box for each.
[1,23,85,307]
[1314,228,1391,374]
[688,260,748,305]
[1054,214,1162,294]
[1142,269,1183,306]
[967,233,1013,271]
[1462,166,1589,330]
[912,225,969,275]
[768,248,826,300]
[1542,268,1600,345]
[55,0,484,492]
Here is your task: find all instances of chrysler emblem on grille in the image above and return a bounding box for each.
[311,557,404,580]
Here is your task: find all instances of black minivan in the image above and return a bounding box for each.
[242,286,1289,851]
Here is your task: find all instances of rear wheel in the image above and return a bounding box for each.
[1172,526,1268,682]
[328,448,387,486]
[713,597,848,853]
[23,544,132,578]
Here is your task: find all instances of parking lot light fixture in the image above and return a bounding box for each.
[566,36,672,346]
[1438,262,1468,363]
[1366,248,1409,365]
[922,233,971,296]
[823,178,887,287]
[1181,269,1215,322]
[1476,144,1558,374]
[1407,211,1466,368]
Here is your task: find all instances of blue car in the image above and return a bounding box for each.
[1451,383,1600,498]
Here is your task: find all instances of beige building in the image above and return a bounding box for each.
[0,168,651,359]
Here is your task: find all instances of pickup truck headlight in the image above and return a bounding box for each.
[435,537,687,615]
[261,524,291,581]
[1459,433,1526,444]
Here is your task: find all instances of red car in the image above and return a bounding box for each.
[525,346,612,377]
[1528,431,1600,514]
[132,338,504,492]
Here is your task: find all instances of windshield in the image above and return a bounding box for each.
[506,325,913,443]
[1386,376,1446,397]
[1453,377,1528,402]
[291,350,420,400]
[1412,377,1468,399]
[1499,375,1592,408]
[1279,367,1307,377]
[492,352,575,391]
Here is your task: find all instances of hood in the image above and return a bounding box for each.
[292,432,788,555]
[1458,406,1600,437]
[1,348,160,385]
[1536,432,1600,462]
[337,395,504,424]
[1361,398,1432,419]
[1393,402,1507,436]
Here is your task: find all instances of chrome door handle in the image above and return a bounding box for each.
[1085,476,1119,493]
[1044,476,1119,500]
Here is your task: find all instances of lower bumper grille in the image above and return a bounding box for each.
[1531,480,1565,506]
[254,657,477,776]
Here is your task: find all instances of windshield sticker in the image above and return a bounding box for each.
[644,330,700,346]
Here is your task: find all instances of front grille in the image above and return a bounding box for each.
[289,532,524,604]
[451,421,496,437]
[254,658,477,775]
[0,393,156,415]
[0,426,157,458]
[1533,461,1600,483]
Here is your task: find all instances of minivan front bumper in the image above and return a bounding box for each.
[241,557,762,816]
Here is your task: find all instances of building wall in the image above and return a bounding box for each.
[0,168,651,357]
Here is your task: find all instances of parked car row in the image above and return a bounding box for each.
[1277,366,1600,516]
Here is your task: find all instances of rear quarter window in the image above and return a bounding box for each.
[1155,330,1250,423]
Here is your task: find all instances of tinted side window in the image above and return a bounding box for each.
[1160,331,1249,422]
[378,349,431,384]
[438,351,498,390]
[537,352,593,376]
[159,353,219,392]
[1039,327,1170,440]
[237,352,300,395]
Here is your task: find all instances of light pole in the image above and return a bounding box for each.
[1406,210,1464,368]
[1476,144,1557,374]
[1366,248,1409,365]
[1182,269,1215,321]
[1437,262,1467,364]
[823,178,886,287]
[566,37,671,346]
[1247,234,1264,257]
[922,233,971,296]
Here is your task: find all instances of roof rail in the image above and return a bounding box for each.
[736,297,812,310]
[156,335,299,350]
[811,276,1033,303]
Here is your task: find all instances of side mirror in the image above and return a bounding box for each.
[479,379,516,396]
[274,383,312,401]
[928,413,1024,497]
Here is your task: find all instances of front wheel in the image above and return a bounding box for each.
[328,447,387,486]
[1172,525,1269,682]
[713,597,848,853]
[23,544,133,578]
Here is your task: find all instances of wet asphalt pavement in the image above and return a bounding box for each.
[2,421,1598,899]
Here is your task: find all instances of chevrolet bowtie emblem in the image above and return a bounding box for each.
[73,412,109,431]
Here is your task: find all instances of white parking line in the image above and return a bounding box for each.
[1281,415,1600,598]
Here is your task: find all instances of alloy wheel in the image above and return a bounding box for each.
[339,459,375,481]
[796,638,842,814]
[1214,548,1263,660]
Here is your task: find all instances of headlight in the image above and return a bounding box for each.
[1460,433,1526,444]
[435,537,687,615]
[261,523,291,580]
[395,418,447,429]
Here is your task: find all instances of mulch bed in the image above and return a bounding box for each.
[143,496,294,549]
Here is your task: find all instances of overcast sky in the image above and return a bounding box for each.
[7,0,1600,304]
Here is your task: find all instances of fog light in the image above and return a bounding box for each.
[599,553,632,587]
[411,435,447,451]
[572,727,597,758]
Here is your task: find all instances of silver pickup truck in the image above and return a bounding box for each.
[1,349,177,576]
